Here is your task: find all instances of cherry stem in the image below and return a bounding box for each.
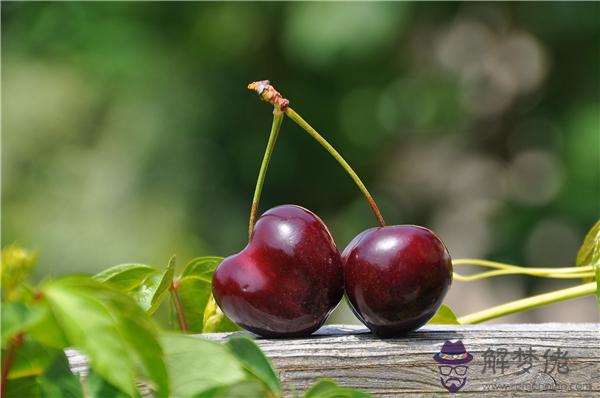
[457,282,597,324]
[453,258,595,274]
[452,258,594,282]
[452,259,596,282]
[247,80,385,227]
[169,283,188,332]
[248,109,285,240]
[284,107,386,227]
[1,333,23,397]
[454,270,594,282]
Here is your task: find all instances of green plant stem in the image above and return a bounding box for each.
[248,109,284,240]
[453,270,595,282]
[1,333,23,397]
[452,259,596,281]
[457,282,597,324]
[169,284,188,332]
[453,258,595,274]
[284,107,386,227]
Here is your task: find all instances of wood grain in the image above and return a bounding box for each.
[67,323,600,397]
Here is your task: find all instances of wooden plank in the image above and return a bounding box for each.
[67,323,600,397]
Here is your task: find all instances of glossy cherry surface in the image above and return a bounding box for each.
[342,225,452,337]
[212,205,344,338]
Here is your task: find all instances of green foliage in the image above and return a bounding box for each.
[193,380,266,398]
[175,275,212,330]
[1,302,46,347]
[94,258,175,315]
[427,304,460,325]
[181,256,224,280]
[576,219,600,280]
[160,334,246,398]
[94,264,156,291]
[94,255,238,333]
[129,269,172,314]
[2,245,370,397]
[4,376,40,398]
[86,371,131,398]
[575,219,600,306]
[226,336,282,394]
[42,276,169,397]
[37,355,84,398]
[303,379,372,398]
[178,256,241,333]
[27,306,69,349]
[6,336,62,379]
[4,352,83,398]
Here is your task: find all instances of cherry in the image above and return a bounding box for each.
[212,205,344,338]
[244,82,451,338]
[342,225,452,338]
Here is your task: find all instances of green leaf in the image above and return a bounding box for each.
[171,255,237,333]
[202,295,240,333]
[575,219,600,283]
[146,256,176,314]
[174,275,239,333]
[193,380,266,398]
[4,376,40,398]
[226,337,281,395]
[181,257,224,281]
[129,264,175,315]
[303,379,372,398]
[427,304,460,325]
[174,276,212,332]
[94,264,157,291]
[7,335,62,379]
[38,354,84,398]
[28,307,69,349]
[212,313,241,333]
[86,370,131,398]
[130,270,169,314]
[202,295,224,333]
[95,259,174,315]
[160,334,246,398]
[42,276,169,398]
[1,302,46,347]
[1,299,68,351]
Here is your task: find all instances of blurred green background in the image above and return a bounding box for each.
[2,2,599,322]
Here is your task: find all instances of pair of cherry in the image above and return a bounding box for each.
[212,206,452,339]
[211,82,453,338]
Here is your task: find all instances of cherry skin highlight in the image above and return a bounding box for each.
[212,204,344,338]
[342,225,452,338]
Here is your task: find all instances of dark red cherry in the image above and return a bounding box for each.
[342,225,452,338]
[212,205,344,338]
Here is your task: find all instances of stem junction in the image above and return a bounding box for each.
[247,80,385,227]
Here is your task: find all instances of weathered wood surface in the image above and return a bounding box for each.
[68,323,600,397]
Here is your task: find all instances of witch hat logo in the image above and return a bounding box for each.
[433,340,473,393]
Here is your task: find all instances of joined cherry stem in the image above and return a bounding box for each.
[247,80,385,230]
